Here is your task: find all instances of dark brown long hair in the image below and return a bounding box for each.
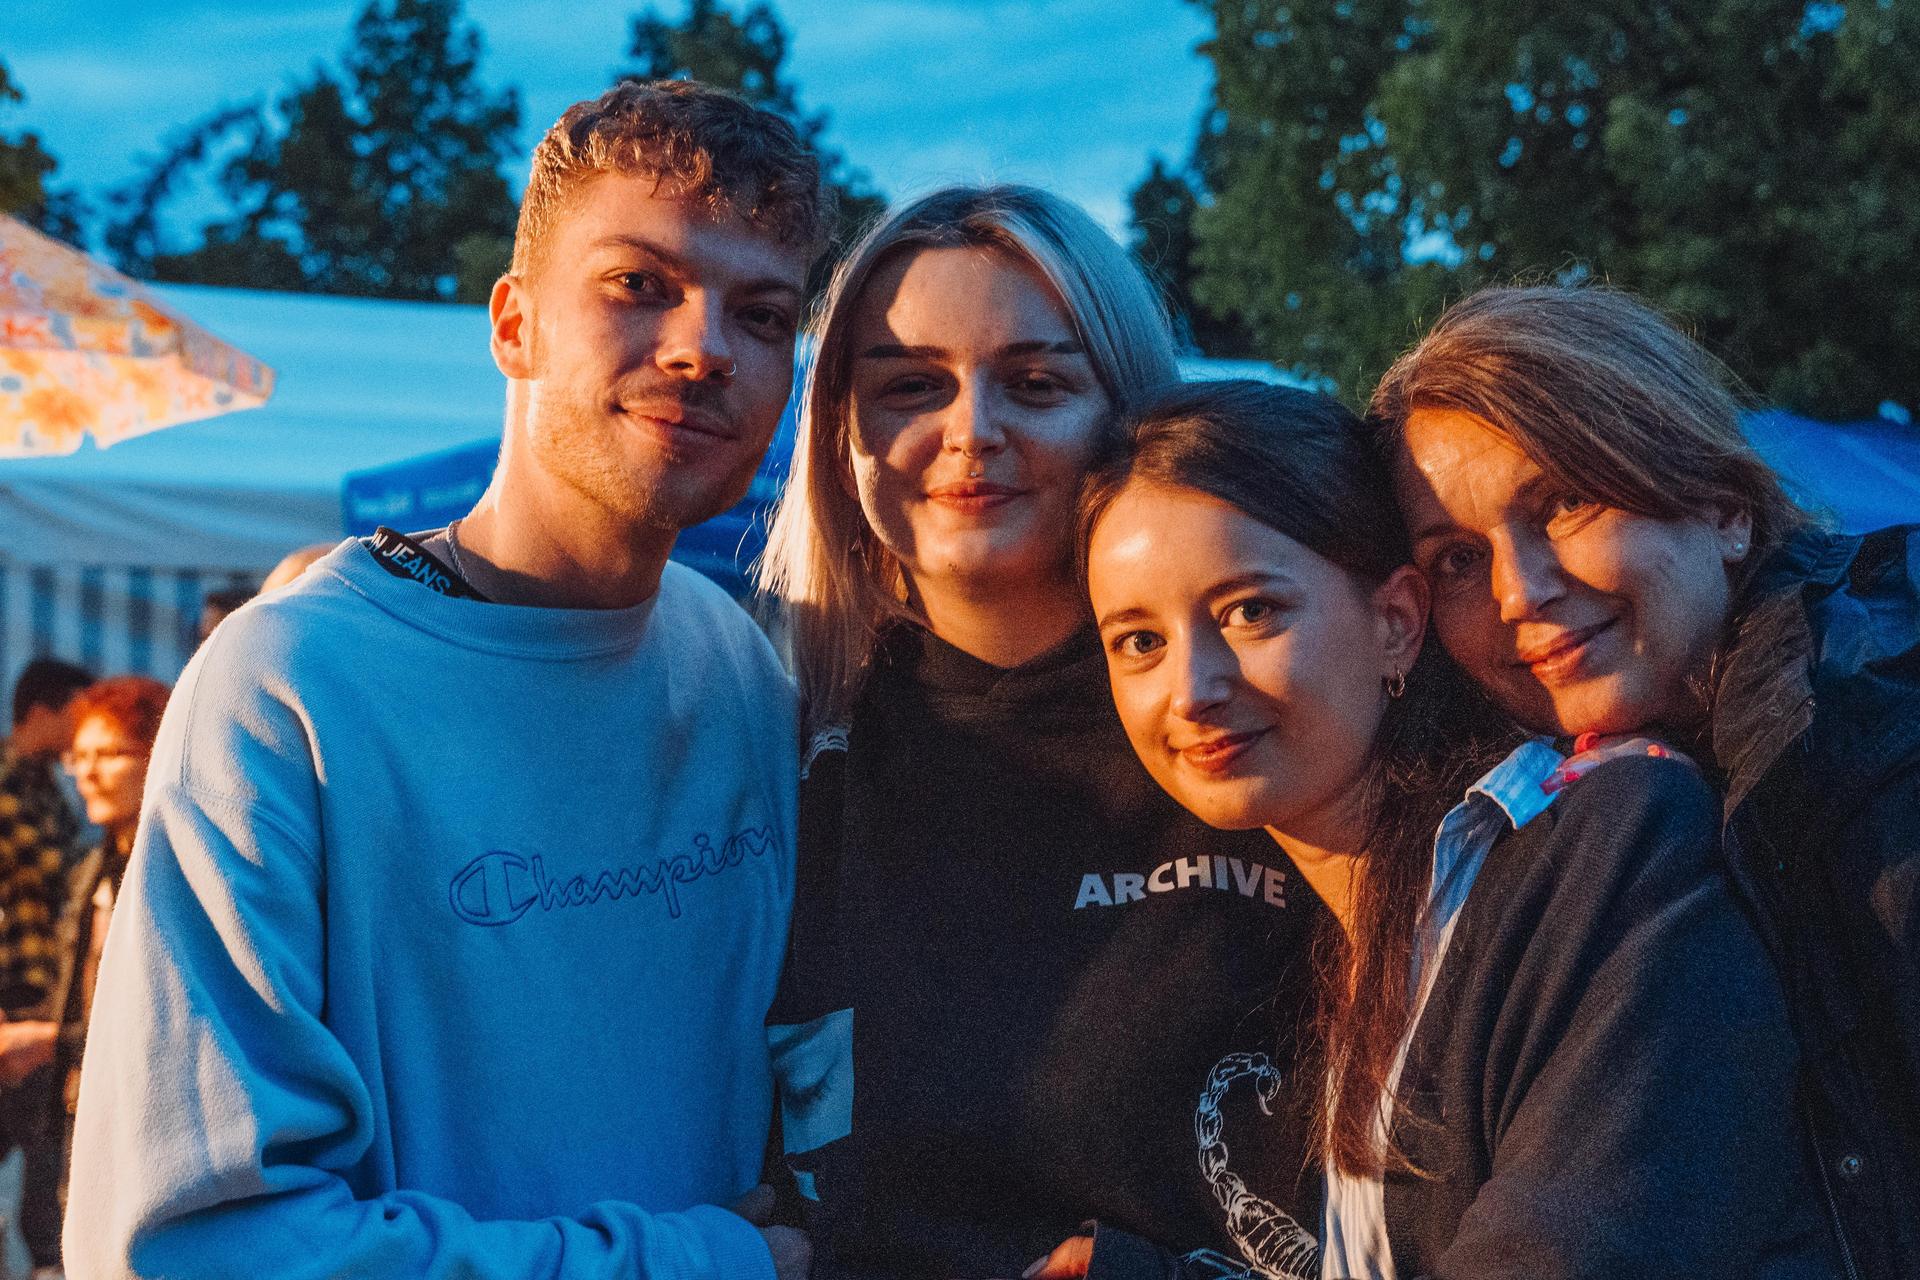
[1078,380,1521,1176]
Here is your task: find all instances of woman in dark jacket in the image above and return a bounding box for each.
[1080,379,1838,1279]
[755,188,1324,1280]
[1373,283,1918,1280]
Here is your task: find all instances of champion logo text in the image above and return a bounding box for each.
[449,825,776,926]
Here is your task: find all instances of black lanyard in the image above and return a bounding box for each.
[361,527,492,602]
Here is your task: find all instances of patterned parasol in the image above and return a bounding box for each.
[0,215,274,456]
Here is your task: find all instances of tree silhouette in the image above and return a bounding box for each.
[622,0,887,270]
[110,0,520,303]
[1136,0,1919,416]
[0,59,84,241]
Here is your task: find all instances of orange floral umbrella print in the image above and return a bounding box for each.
[0,215,274,456]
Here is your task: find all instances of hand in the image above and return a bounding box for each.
[760,1225,811,1280]
[1542,732,1693,795]
[730,1184,778,1226]
[1023,1235,1094,1280]
[730,1185,811,1280]
[0,1020,57,1086]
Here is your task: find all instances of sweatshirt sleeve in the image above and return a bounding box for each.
[63,670,774,1280]
[765,734,855,1209]
[1423,757,1830,1280]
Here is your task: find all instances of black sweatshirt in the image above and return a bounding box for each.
[769,625,1326,1280]
[1384,754,1841,1280]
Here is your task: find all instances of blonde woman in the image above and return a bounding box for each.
[758,187,1325,1280]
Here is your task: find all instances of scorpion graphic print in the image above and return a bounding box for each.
[1187,1052,1322,1280]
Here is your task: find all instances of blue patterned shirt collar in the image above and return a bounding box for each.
[1419,737,1565,975]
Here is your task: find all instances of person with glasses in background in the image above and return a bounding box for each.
[13,676,170,1278]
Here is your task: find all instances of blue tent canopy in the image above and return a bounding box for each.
[1742,410,1920,533]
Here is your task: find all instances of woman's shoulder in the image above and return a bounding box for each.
[1725,523,1920,813]
[1492,750,1721,910]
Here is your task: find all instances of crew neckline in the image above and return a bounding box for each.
[313,537,665,662]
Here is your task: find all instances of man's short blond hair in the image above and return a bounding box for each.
[512,79,829,275]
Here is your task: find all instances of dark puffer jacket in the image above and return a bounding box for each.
[1712,523,1920,1280]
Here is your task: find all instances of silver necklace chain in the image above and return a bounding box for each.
[444,517,473,584]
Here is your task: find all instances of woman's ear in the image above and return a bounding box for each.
[1373,564,1430,678]
[1717,506,1756,564]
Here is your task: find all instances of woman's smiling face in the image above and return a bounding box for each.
[844,245,1114,599]
[1087,479,1422,848]
[1394,406,1748,737]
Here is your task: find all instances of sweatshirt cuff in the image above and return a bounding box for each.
[1085,1221,1181,1280]
[682,1203,776,1280]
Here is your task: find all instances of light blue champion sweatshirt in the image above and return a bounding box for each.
[64,541,797,1280]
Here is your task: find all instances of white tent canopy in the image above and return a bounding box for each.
[0,285,502,687]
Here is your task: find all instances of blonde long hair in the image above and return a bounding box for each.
[755,185,1178,733]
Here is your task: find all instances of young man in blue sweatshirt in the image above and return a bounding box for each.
[63,81,825,1280]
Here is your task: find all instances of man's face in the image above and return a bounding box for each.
[492,172,808,533]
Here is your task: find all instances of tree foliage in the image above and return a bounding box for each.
[622,0,887,263]
[1141,0,1919,417]
[1128,154,1255,356]
[0,59,84,241]
[112,0,520,303]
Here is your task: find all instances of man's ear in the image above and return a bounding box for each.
[490,273,532,381]
[1374,564,1430,677]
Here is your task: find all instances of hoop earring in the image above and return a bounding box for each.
[1385,669,1406,699]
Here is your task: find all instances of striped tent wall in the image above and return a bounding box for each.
[0,558,257,695]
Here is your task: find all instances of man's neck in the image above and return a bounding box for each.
[451,479,677,611]
[911,572,1088,670]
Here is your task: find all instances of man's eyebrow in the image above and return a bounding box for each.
[1408,515,1459,545]
[738,277,804,298]
[587,233,682,266]
[587,235,801,296]
[857,339,1086,360]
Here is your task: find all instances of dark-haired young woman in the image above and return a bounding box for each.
[1375,285,1918,1280]
[1081,380,1840,1279]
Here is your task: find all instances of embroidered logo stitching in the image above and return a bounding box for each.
[448,825,776,926]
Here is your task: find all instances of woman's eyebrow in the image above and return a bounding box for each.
[857,338,1086,360]
[858,342,942,359]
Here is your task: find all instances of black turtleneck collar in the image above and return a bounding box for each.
[873,621,1105,704]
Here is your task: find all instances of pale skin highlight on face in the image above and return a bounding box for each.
[1087,481,1427,933]
[843,245,1115,668]
[1395,406,1750,738]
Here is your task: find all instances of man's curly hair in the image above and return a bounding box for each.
[512,79,830,273]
